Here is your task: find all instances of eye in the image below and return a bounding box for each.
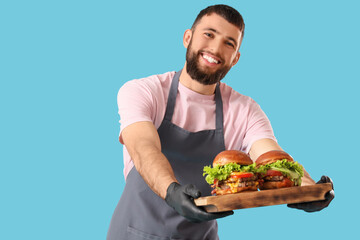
[204,32,213,38]
[226,41,235,48]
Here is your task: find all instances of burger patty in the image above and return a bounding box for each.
[236,181,258,188]
[226,175,258,183]
[217,178,258,189]
[264,175,284,182]
[211,175,259,191]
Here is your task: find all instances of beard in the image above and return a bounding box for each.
[185,42,232,85]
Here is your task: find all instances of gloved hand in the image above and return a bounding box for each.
[287,175,334,212]
[165,182,234,223]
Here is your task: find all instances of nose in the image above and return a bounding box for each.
[208,38,222,56]
[207,40,225,61]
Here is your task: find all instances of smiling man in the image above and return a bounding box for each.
[184,13,241,88]
[107,4,334,240]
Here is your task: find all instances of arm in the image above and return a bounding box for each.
[121,121,177,199]
[248,138,316,185]
[121,121,233,221]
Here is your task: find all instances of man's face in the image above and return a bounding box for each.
[185,13,242,85]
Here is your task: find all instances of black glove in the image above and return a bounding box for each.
[287,175,334,212]
[165,182,234,223]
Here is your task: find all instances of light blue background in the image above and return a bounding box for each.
[1,0,359,239]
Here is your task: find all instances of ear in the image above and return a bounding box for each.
[183,29,192,48]
[231,51,241,67]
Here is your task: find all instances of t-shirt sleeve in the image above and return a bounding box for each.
[117,80,155,144]
[242,100,277,153]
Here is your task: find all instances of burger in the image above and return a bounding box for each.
[255,150,304,190]
[203,150,259,195]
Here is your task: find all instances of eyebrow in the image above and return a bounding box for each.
[204,28,238,47]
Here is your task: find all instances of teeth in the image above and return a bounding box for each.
[203,54,219,64]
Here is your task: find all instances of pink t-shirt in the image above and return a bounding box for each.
[117,71,277,179]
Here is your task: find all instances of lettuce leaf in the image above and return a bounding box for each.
[256,159,304,186]
[203,163,257,184]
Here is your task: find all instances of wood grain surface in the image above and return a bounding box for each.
[194,183,332,212]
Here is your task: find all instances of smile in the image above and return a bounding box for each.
[201,53,221,65]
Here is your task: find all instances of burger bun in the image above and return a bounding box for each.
[259,179,294,190]
[215,185,258,195]
[255,150,293,166]
[213,150,252,167]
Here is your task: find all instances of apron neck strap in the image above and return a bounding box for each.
[214,83,223,130]
[164,70,224,131]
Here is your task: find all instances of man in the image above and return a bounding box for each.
[107,4,334,240]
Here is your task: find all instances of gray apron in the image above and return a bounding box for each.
[107,70,226,240]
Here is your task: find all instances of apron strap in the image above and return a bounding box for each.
[163,69,224,131]
[214,83,223,131]
[163,70,181,122]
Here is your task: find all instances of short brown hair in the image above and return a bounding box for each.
[191,4,245,38]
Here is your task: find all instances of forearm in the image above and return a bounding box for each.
[122,121,178,199]
[131,144,177,199]
[301,168,316,186]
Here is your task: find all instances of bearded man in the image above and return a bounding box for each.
[107,4,334,240]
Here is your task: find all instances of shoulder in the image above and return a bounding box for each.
[220,82,259,110]
[119,71,175,96]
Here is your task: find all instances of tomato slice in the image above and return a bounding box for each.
[230,172,254,178]
[265,170,283,176]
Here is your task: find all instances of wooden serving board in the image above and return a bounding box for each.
[194,183,332,212]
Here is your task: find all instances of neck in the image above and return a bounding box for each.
[179,63,217,95]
